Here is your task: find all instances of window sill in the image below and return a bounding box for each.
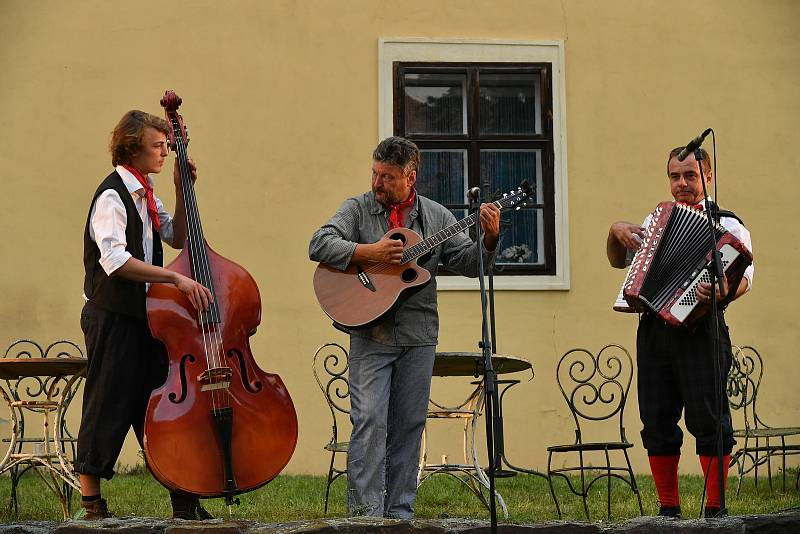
[437,274,569,291]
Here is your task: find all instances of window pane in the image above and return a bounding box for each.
[404,73,467,135]
[497,209,545,266]
[481,149,544,266]
[416,149,467,221]
[480,149,543,204]
[479,73,541,135]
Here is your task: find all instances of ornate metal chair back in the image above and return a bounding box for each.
[555,343,634,445]
[726,345,764,432]
[312,342,350,512]
[312,342,350,446]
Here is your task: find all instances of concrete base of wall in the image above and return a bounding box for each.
[2,512,798,534]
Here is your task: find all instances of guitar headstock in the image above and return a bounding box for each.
[160,90,188,152]
[496,181,534,211]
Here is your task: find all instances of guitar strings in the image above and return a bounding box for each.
[361,200,503,276]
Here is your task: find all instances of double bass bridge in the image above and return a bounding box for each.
[198,366,233,391]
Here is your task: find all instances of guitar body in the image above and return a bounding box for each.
[313,227,431,327]
[312,182,533,328]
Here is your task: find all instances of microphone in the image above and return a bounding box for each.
[677,128,712,161]
[467,187,481,201]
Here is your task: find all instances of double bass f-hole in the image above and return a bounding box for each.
[143,90,297,506]
[168,353,196,404]
[226,348,263,393]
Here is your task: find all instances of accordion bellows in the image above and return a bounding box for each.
[614,201,753,326]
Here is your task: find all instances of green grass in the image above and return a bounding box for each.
[0,467,798,523]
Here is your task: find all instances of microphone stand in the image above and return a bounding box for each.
[470,189,499,534]
[695,147,727,516]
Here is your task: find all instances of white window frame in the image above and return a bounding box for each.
[378,38,570,290]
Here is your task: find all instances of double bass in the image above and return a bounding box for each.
[143,91,297,504]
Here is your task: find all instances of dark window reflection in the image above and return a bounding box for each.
[404,73,466,135]
[479,74,540,135]
[416,150,467,222]
[481,150,543,265]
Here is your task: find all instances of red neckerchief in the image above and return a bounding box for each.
[387,188,416,229]
[123,165,160,231]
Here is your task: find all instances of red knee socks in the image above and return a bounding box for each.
[699,454,730,509]
[648,455,680,508]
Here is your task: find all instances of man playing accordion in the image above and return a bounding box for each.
[606,147,754,519]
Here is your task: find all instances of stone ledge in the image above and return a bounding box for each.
[0,512,795,534]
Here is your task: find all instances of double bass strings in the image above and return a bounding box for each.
[172,122,229,412]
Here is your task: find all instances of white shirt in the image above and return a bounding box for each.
[637,199,754,290]
[88,165,176,276]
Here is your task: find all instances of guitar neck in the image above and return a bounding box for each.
[402,200,501,263]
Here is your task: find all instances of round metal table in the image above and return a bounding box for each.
[420,351,532,518]
[0,357,87,518]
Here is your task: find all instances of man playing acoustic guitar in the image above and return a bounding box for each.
[309,136,500,518]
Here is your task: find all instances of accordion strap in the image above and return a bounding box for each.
[707,201,744,225]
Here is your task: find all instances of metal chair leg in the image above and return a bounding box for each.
[324,452,336,513]
[623,449,644,515]
[547,451,562,519]
[579,450,589,520]
[604,448,612,520]
[781,436,787,492]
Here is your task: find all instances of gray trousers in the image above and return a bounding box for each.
[347,336,435,519]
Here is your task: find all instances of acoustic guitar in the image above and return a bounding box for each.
[313,182,533,327]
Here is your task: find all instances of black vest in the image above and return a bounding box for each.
[83,171,163,320]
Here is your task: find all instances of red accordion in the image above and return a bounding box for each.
[613,201,753,325]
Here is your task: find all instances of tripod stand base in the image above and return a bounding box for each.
[492,469,517,478]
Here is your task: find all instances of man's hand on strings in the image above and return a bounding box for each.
[174,273,213,311]
[369,236,405,264]
[174,156,198,188]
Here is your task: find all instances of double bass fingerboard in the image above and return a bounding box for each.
[167,114,220,326]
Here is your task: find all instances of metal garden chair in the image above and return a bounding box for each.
[727,345,800,494]
[546,343,643,520]
[312,342,350,513]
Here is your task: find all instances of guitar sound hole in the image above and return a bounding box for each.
[401,268,417,283]
[390,233,406,245]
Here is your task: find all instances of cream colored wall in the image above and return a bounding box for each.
[1,0,797,480]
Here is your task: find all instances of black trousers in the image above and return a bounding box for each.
[75,302,167,479]
[636,312,735,457]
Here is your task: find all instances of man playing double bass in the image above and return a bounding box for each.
[309,136,500,518]
[77,110,213,519]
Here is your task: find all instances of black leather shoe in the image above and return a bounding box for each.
[658,505,682,518]
[705,506,728,518]
[171,493,213,520]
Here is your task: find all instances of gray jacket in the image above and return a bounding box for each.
[309,191,495,346]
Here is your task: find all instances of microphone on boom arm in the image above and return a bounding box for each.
[677,128,712,161]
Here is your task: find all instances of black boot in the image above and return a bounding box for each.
[704,506,728,518]
[170,492,213,520]
[658,505,682,519]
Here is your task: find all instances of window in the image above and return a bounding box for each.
[379,39,569,290]
[395,64,553,276]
